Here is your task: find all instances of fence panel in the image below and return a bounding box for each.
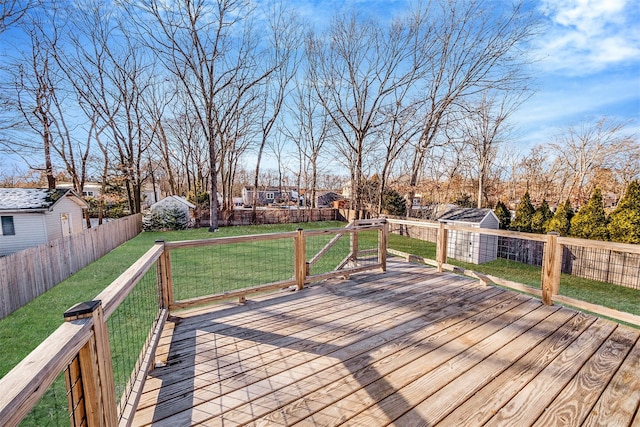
[0,214,142,320]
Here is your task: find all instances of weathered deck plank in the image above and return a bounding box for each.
[133,261,640,427]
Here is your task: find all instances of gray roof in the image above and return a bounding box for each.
[151,195,196,210]
[438,207,494,223]
[0,188,76,211]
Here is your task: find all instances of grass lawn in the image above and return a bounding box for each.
[0,221,346,379]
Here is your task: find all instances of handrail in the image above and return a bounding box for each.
[96,243,165,319]
[165,230,299,249]
[0,319,94,426]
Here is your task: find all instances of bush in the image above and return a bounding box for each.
[494,200,511,229]
[608,180,640,244]
[570,188,609,241]
[531,200,553,234]
[143,206,190,231]
[511,191,535,232]
[547,199,573,236]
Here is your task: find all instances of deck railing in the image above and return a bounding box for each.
[385,217,640,327]
[2,218,637,426]
[0,223,386,427]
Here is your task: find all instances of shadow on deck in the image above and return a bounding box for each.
[132,261,640,426]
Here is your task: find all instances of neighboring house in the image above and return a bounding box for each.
[57,182,102,198]
[316,191,342,207]
[241,186,299,207]
[0,188,89,256]
[438,207,500,264]
[150,195,196,220]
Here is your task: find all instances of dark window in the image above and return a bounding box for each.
[1,216,15,236]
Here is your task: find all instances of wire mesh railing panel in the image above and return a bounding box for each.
[559,244,640,318]
[352,230,381,267]
[386,230,437,260]
[497,235,544,266]
[19,372,69,427]
[170,237,295,301]
[107,265,161,418]
[305,232,351,275]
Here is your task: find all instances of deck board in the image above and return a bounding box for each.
[133,261,640,427]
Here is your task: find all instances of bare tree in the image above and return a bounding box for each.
[284,75,332,209]
[134,0,288,231]
[405,0,538,215]
[546,117,634,205]
[249,1,301,222]
[0,0,29,34]
[456,90,525,208]
[307,9,429,219]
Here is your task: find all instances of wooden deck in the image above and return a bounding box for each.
[132,261,640,426]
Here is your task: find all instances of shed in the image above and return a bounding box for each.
[438,207,499,264]
[150,196,196,219]
[0,188,88,256]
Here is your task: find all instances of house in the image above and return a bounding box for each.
[0,188,89,256]
[241,186,299,207]
[57,181,102,198]
[315,191,342,208]
[438,207,500,264]
[58,181,162,209]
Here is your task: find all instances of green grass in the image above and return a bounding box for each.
[0,221,346,380]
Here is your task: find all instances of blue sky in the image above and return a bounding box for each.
[298,0,640,149]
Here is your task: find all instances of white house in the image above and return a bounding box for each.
[438,207,500,264]
[0,188,89,256]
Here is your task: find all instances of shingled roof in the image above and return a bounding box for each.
[438,207,494,223]
[0,188,86,211]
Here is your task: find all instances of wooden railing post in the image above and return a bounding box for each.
[155,240,173,310]
[350,225,359,264]
[64,301,118,427]
[542,232,561,305]
[294,229,306,290]
[436,222,448,273]
[378,221,388,272]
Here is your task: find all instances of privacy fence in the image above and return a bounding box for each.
[206,207,342,226]
[0,214,142,320]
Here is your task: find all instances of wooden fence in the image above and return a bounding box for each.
[0,214,142,320]
[210,208,342,226]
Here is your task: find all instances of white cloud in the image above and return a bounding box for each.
[535,0,640,75]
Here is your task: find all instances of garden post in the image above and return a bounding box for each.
[436,222,448,273]
[541,232,561,305]
[64,300,118,427]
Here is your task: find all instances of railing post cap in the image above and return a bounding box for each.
[64,300,102,319]
[547,231,560,236]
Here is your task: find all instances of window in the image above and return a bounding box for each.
[82,191,95,197]
[266,192,274,200]
[1,216,15,236]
